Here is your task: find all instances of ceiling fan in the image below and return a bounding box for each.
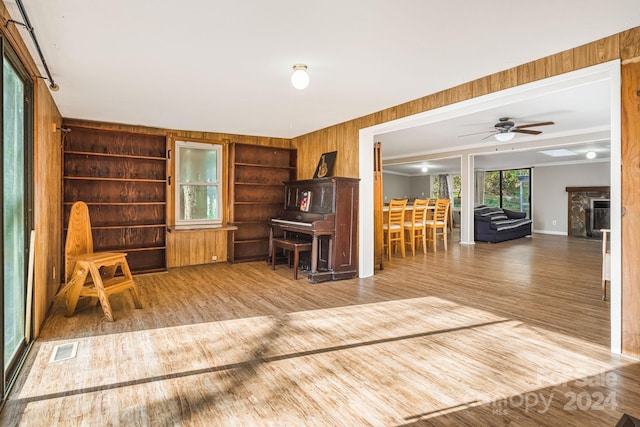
[461,117,555,141]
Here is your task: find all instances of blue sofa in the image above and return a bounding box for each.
[474,205,532,243]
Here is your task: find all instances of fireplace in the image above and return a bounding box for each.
[588,198,610,238]
[565,186,610,238]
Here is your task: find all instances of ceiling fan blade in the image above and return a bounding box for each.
[481,132,498,140]
[458,130,495,137]
[513,129,542,135]
[515,121,555,129]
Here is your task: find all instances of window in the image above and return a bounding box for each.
[432,175,461,208]
[175,141,222,226]
[483,168,531,218]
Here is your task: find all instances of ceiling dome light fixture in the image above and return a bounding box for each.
[586,151,597,159]
[291,64,309,90]
[494,132,515,142]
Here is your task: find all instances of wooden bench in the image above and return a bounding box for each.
[271,238,313,280]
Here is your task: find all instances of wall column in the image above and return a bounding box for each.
[460,153,475,245]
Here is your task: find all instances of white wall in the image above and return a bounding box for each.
[532,161,610,234]
[410,175,431,199]
[382,173,411,202]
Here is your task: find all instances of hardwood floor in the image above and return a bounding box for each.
[2,233,639,426]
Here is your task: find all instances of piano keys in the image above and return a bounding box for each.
[269,177,359,283]
[270,218,313,228]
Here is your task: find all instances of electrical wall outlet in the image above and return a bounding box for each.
[211,255,217,261]
[552,220,557,226]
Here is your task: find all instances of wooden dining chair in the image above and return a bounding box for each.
[425,198,450,253]
[404,198,429,256]
[62,201,142,321]
[383,199,407,259]
[425,198,437,221]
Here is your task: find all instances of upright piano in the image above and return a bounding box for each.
[269,177,359,283]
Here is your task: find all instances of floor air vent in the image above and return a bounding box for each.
[49,342,78,363]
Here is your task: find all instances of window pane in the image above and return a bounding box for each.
[482,169,531,218]
[504,169,530,218]
[452,175,461,208]
[432,177,439,198]
[179,185,218,220]
[178,148,217,183]
[3,56,26,370]
[483,171,501,207]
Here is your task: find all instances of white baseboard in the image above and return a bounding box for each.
[533,229,568,236]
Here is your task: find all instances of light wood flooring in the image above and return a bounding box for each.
[2,233,640,426]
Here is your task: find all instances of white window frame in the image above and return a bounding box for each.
[175,140,223,227]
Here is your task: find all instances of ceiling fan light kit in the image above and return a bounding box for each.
[494,132,515,142]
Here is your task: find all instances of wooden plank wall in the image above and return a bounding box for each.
[166,228,230,267]
[33,80,63,337]
[621,60,640,358]
[292,27,640,357]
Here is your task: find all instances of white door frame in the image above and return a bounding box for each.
[358,60,622,354]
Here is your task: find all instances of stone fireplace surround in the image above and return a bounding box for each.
[565,186,610,238]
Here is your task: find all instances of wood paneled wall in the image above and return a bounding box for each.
[292,27,640,357]
[166,227,233,267]
[33,80,63,337]
[621,61,640,358]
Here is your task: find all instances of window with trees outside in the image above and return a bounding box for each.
[483,168,531,218]
[432,175,462,208]
[175,141,222,226]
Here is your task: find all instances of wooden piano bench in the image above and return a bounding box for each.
[271,238,313,280]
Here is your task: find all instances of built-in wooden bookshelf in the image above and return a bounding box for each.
[228,143,296,263]
[63,125,167,274]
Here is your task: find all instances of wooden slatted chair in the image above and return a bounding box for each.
[62,201,142,321]
[425,198,437,221]
[425,198,450,253]
[383,199,407,259]
[404,198,429,256]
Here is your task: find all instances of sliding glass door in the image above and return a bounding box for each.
[1,39,33,397]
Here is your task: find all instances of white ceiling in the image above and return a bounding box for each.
[5,1,640,165]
